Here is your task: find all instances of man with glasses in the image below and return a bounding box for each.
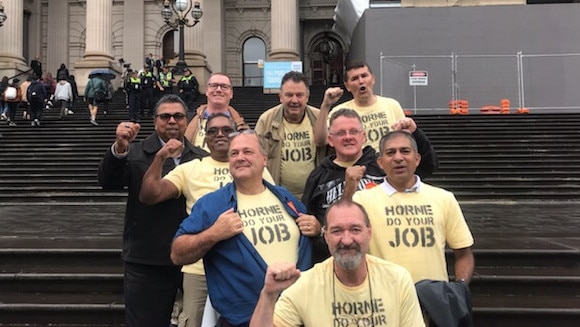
[140,113,274,327]
[184,72,249,151]
[98,94,207,327]
[171,130,316,327]
[313,61,438,179]
[302,109,435,263]
[255,71,328,199]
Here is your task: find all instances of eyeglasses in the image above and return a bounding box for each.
[206,126,235,137]
[329,129,364,137]
[155,113,187,121]
[227,129,255,139]
[207,83,232,91]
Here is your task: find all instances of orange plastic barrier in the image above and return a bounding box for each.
[480,105,501,114]
[500,98,510,114]
[516,108,530,114]
[449,99,469,115]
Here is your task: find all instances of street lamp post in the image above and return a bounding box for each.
[161,0,203,75]
[0,2,7,27]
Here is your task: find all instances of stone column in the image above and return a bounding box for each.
[84,0,113,61]
[269,0,299,61]
[47,1,70,76]
[201,0,223,73]
[123,0,144,74]
[0,0,28,78]
[183,2,209,91]
[74,0,119,93]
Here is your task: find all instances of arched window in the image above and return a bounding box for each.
[243,37,266,86]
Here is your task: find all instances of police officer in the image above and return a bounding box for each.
[157,66,174,97]
[177,68,199,112]
[140,65,156,117]
[127,70,142,122]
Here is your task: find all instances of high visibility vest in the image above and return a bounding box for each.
[160,72,173,87]
[129,77,142,91]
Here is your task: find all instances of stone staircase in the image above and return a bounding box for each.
[0,88,579,326]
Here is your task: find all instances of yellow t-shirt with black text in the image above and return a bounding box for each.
[334,96,405,151]
[273,255,425,327]
[237,188,300,265]
[352,183,474,282]
[280,118,316,198]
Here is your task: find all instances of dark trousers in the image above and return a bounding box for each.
[124,261,182,327]
[7,101,18,121]
[29,101,43,121]
[128,92,141,121]
[180,91,196,112]
[141,87,154,115]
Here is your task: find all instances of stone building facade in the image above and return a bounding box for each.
[0,0,346,92]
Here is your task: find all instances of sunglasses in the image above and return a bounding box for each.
[228,129,255,139]
[206,126,235,137]
[155,113,187,121]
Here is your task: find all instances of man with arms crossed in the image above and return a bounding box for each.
[98,95,207,327]
[255,71,327,198]
[249,200,425,327]
[171,131,317,327]
[314,61,437,179]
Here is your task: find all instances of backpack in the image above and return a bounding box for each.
[28,82,43,103]
[94,88,109,102]
[4,86,17,100]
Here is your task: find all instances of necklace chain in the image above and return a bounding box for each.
[331,262,375,326]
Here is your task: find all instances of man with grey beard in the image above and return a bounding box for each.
[250,200,425,327]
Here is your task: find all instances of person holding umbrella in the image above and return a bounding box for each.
[85,69,115,126]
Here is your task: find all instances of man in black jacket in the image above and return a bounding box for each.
[98,94,207,327]
[302,108,436,263]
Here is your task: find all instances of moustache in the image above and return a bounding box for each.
[336,243,360,251]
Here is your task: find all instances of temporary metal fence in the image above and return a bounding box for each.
[379,52,580,114]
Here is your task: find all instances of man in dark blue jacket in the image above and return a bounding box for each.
[172,131,314,327]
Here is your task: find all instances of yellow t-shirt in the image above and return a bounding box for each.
[273,255,425,327]
[352,183,474,282]
[236,188,300,266]
[164,157,275,274]
[280,118,316,198]
[334,96,405,151]
[193,118,209,152]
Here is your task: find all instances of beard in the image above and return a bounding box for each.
[332,243,363,271]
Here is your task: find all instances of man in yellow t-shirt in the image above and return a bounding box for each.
[140,113,273,327]
[349,130,474,285]
[249,200,425,327]
[313,61,437,178]
[255,71,327,198]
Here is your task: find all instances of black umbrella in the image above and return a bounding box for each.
[89,68,116,79]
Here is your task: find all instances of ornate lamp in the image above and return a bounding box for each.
[161,0,203,75]
[0,2,7,28]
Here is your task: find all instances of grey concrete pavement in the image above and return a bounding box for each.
[0,200,579,250]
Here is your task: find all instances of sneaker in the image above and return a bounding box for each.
[0,113,6,120]
[23,111,27,119]
[90,119,99,126]
[31,121,35,126]
[8,121,16,127]
[34,119,40,127]
[67,109,74,115]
